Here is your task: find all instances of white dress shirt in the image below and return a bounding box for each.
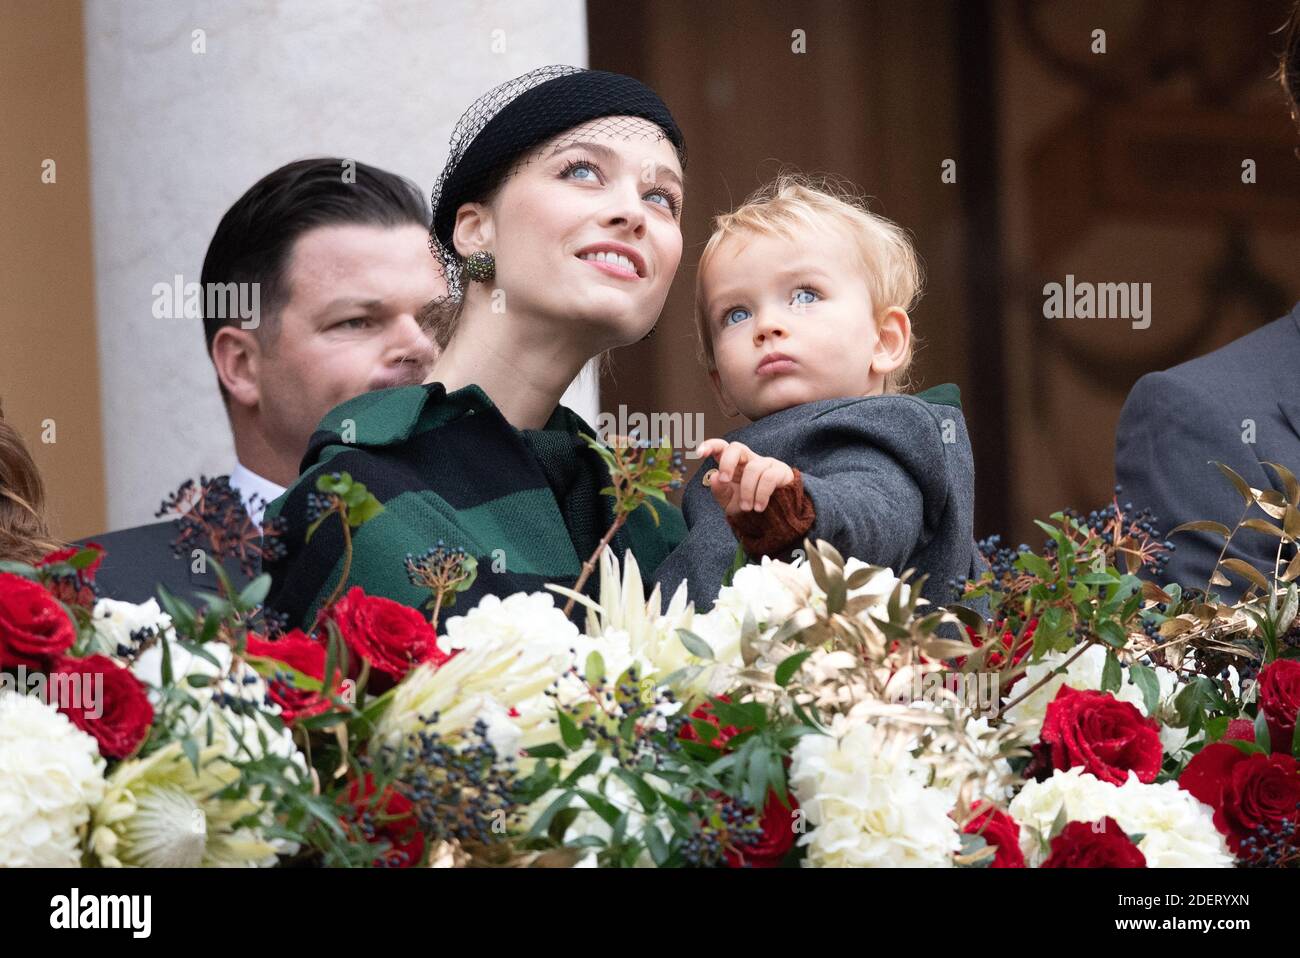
[227,463,287,527]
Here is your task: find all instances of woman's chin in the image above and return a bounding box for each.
[568,300,659,347]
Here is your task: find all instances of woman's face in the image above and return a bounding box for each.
[462,116,685,346]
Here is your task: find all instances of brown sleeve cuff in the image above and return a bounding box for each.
[726,467,817,557]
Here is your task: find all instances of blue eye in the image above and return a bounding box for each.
[722,307,752,327]
[792,288,819,306]
[564,161,600,182]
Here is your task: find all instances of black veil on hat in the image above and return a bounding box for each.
[428,65,687,299]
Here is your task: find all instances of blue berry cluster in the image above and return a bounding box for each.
[1238,806,1300,867]
[361,716,519,864]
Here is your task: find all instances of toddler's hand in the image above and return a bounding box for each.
[696,439,796,516]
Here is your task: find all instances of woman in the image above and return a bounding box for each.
[0,399,64,564]
[264,66,689,631]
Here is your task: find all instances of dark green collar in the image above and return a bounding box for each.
[913,382,962,409]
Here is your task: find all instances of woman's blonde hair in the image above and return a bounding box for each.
[694,172,924,393]
[0,399,63,564]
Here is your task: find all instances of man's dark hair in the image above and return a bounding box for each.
[200,157,430,396]
[1283,2,1300,131]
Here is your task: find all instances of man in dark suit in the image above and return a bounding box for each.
[1115,306,1300,598]
[84,158,443,603]
[1115,12,1300,599]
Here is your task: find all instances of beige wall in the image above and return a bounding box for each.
[0,0,106,542]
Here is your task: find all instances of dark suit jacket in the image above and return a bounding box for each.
[77,520,254,606]
[1115,304,1300,600]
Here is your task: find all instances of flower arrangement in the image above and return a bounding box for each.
[3,447,1299,868]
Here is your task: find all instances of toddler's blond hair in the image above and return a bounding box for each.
[694,173,923,393]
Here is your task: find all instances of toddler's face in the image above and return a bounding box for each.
[702,224,904,420]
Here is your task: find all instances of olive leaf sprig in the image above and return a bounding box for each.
[304,471,385,613]
[560,433,684,619]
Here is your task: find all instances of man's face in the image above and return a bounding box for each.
[254,223,442,457]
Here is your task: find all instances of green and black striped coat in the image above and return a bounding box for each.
[263,382,686,631]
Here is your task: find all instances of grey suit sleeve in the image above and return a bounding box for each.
[1117,370,1282,597]
[796,406,945,574]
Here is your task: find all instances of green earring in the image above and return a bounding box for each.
[464,250,496,283]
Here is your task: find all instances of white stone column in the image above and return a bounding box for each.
[82,0,592,528]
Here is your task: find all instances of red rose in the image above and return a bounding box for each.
[245,630,346,725]
[324,587,446,681]
[1040,685,1163,784]
[0,571,76,669]
[37,544,104,608]
[1258,659,1300,754]
[725,790,799,868]
[963,802,1025,868]
[47,654,153,759]
[342,774,425,867]
[960,617,1037,669]
[1041,817,1147,868]
[1225,718,1256,743]
[679,696,743,750]
[1179,742,1300,854]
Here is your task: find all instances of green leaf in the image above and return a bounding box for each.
[160,634,174,687]
[1225,737,1268,756]
[1128,662,1161,717]
[525,743,566,760]
[0,560,37,578]
[181,735,201,774]
[66,547,101,571]
[584,651,605,685]
[1095,620,1127,648]
[347,496,384,528]
[1255,710,1272,753]
[947,604,987,630]
[611,767,659,814]
[238,573,272,609]
[524,790,575,840]
[1078,572,1117,586]
[676,628,715,661]
[1017,551,1055,580]
[557,710,585,750]
[1101,650,1122,694]
[643,824,669,866]
[775,649,814,688]
[560,749,603,788]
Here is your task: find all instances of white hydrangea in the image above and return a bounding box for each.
[132,638,301,768]
[0,692,107,867]
[1004,645,1198,754]
[691,556,907,697]
[710,556,906,631]
[789,716,960,867]
[1009,767,1232,868]
[90,597,174,657]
